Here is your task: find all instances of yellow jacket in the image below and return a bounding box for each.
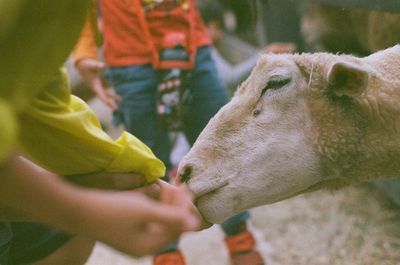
[0,0,165,182]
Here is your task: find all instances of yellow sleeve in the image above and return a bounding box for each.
[17,69,165,183]
[1,0,96,165]
[0,99,18,163]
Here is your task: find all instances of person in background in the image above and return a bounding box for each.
[197,0,296,92]
[0,1,200,265]
[74,1,266,264]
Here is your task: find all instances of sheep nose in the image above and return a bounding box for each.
[177,163,192,184]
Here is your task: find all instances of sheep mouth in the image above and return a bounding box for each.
[190,179,229,204]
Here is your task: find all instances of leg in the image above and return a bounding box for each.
[222,213,266,265]
[106,65,172,170]
[152,242,186,265]
[183,46,229,144]
[220,212,250,236]
[106,66,182,264]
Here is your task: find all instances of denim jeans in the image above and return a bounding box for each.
[106,46,229,170]
[105,46,249,243]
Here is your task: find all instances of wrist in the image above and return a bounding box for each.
[35,178,90,233]
[58,187,114,239]
[50,185,100,235]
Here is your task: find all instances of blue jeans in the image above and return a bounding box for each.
[106,46,229,170]
[105,46,249,244]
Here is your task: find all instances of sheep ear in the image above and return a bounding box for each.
[327,62,369,97]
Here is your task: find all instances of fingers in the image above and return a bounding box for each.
[104,90,122,110]
[95,87,121,110]
[125,223,180,257]
[136,182,198,230]
[158,180,193,208]
[105,98,119,111]
[106,89,122,101]
[98,89,119,110]
[145,201,200,232]
[160,182,212,231]
[76,59,120,110]
[109,173,146,190]
[133,183,161,199]
[145,223,183,250]
[156,180,211,229]
[152,182,200,232]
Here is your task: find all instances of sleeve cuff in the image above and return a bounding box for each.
[106,132,166,183]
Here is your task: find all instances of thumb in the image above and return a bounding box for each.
[145,202,199,231]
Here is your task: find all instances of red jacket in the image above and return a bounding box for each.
[73,0,211,67]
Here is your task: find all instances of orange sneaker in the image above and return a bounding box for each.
[225,230,265,265]
[153,250,186,265]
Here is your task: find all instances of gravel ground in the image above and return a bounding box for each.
[85,184,400,265]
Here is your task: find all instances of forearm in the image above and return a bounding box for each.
[0,154,84,232]
[0,155,201,256]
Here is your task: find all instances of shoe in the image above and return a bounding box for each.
[225,230,265,265]
[153,250,186,265]
[229,251,264,265]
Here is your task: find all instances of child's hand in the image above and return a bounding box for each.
[76,58,121,110]
[76,186,199,257]
[158,180,213,230]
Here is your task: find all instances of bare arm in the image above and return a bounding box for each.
[0,154,84,225]
[75,58,122,110]
[0,154,200,256]
[73,17,121,110]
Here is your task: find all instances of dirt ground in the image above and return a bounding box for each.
[85,184,400,265]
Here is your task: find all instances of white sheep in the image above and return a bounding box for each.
[178,45,400,223]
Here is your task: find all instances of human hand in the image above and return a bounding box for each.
[159,180,213,230]
[0,154,197,256]
[77,183,200,257]
[75,58,121,110]
[263,42,297,54]
[64,172,146,190]
[135,180,208,228]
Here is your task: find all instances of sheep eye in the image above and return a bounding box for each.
[261,77,291,95]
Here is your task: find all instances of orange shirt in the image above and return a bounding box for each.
[73,0,211,67]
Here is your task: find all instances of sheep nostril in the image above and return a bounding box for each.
[178,164,192,184]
